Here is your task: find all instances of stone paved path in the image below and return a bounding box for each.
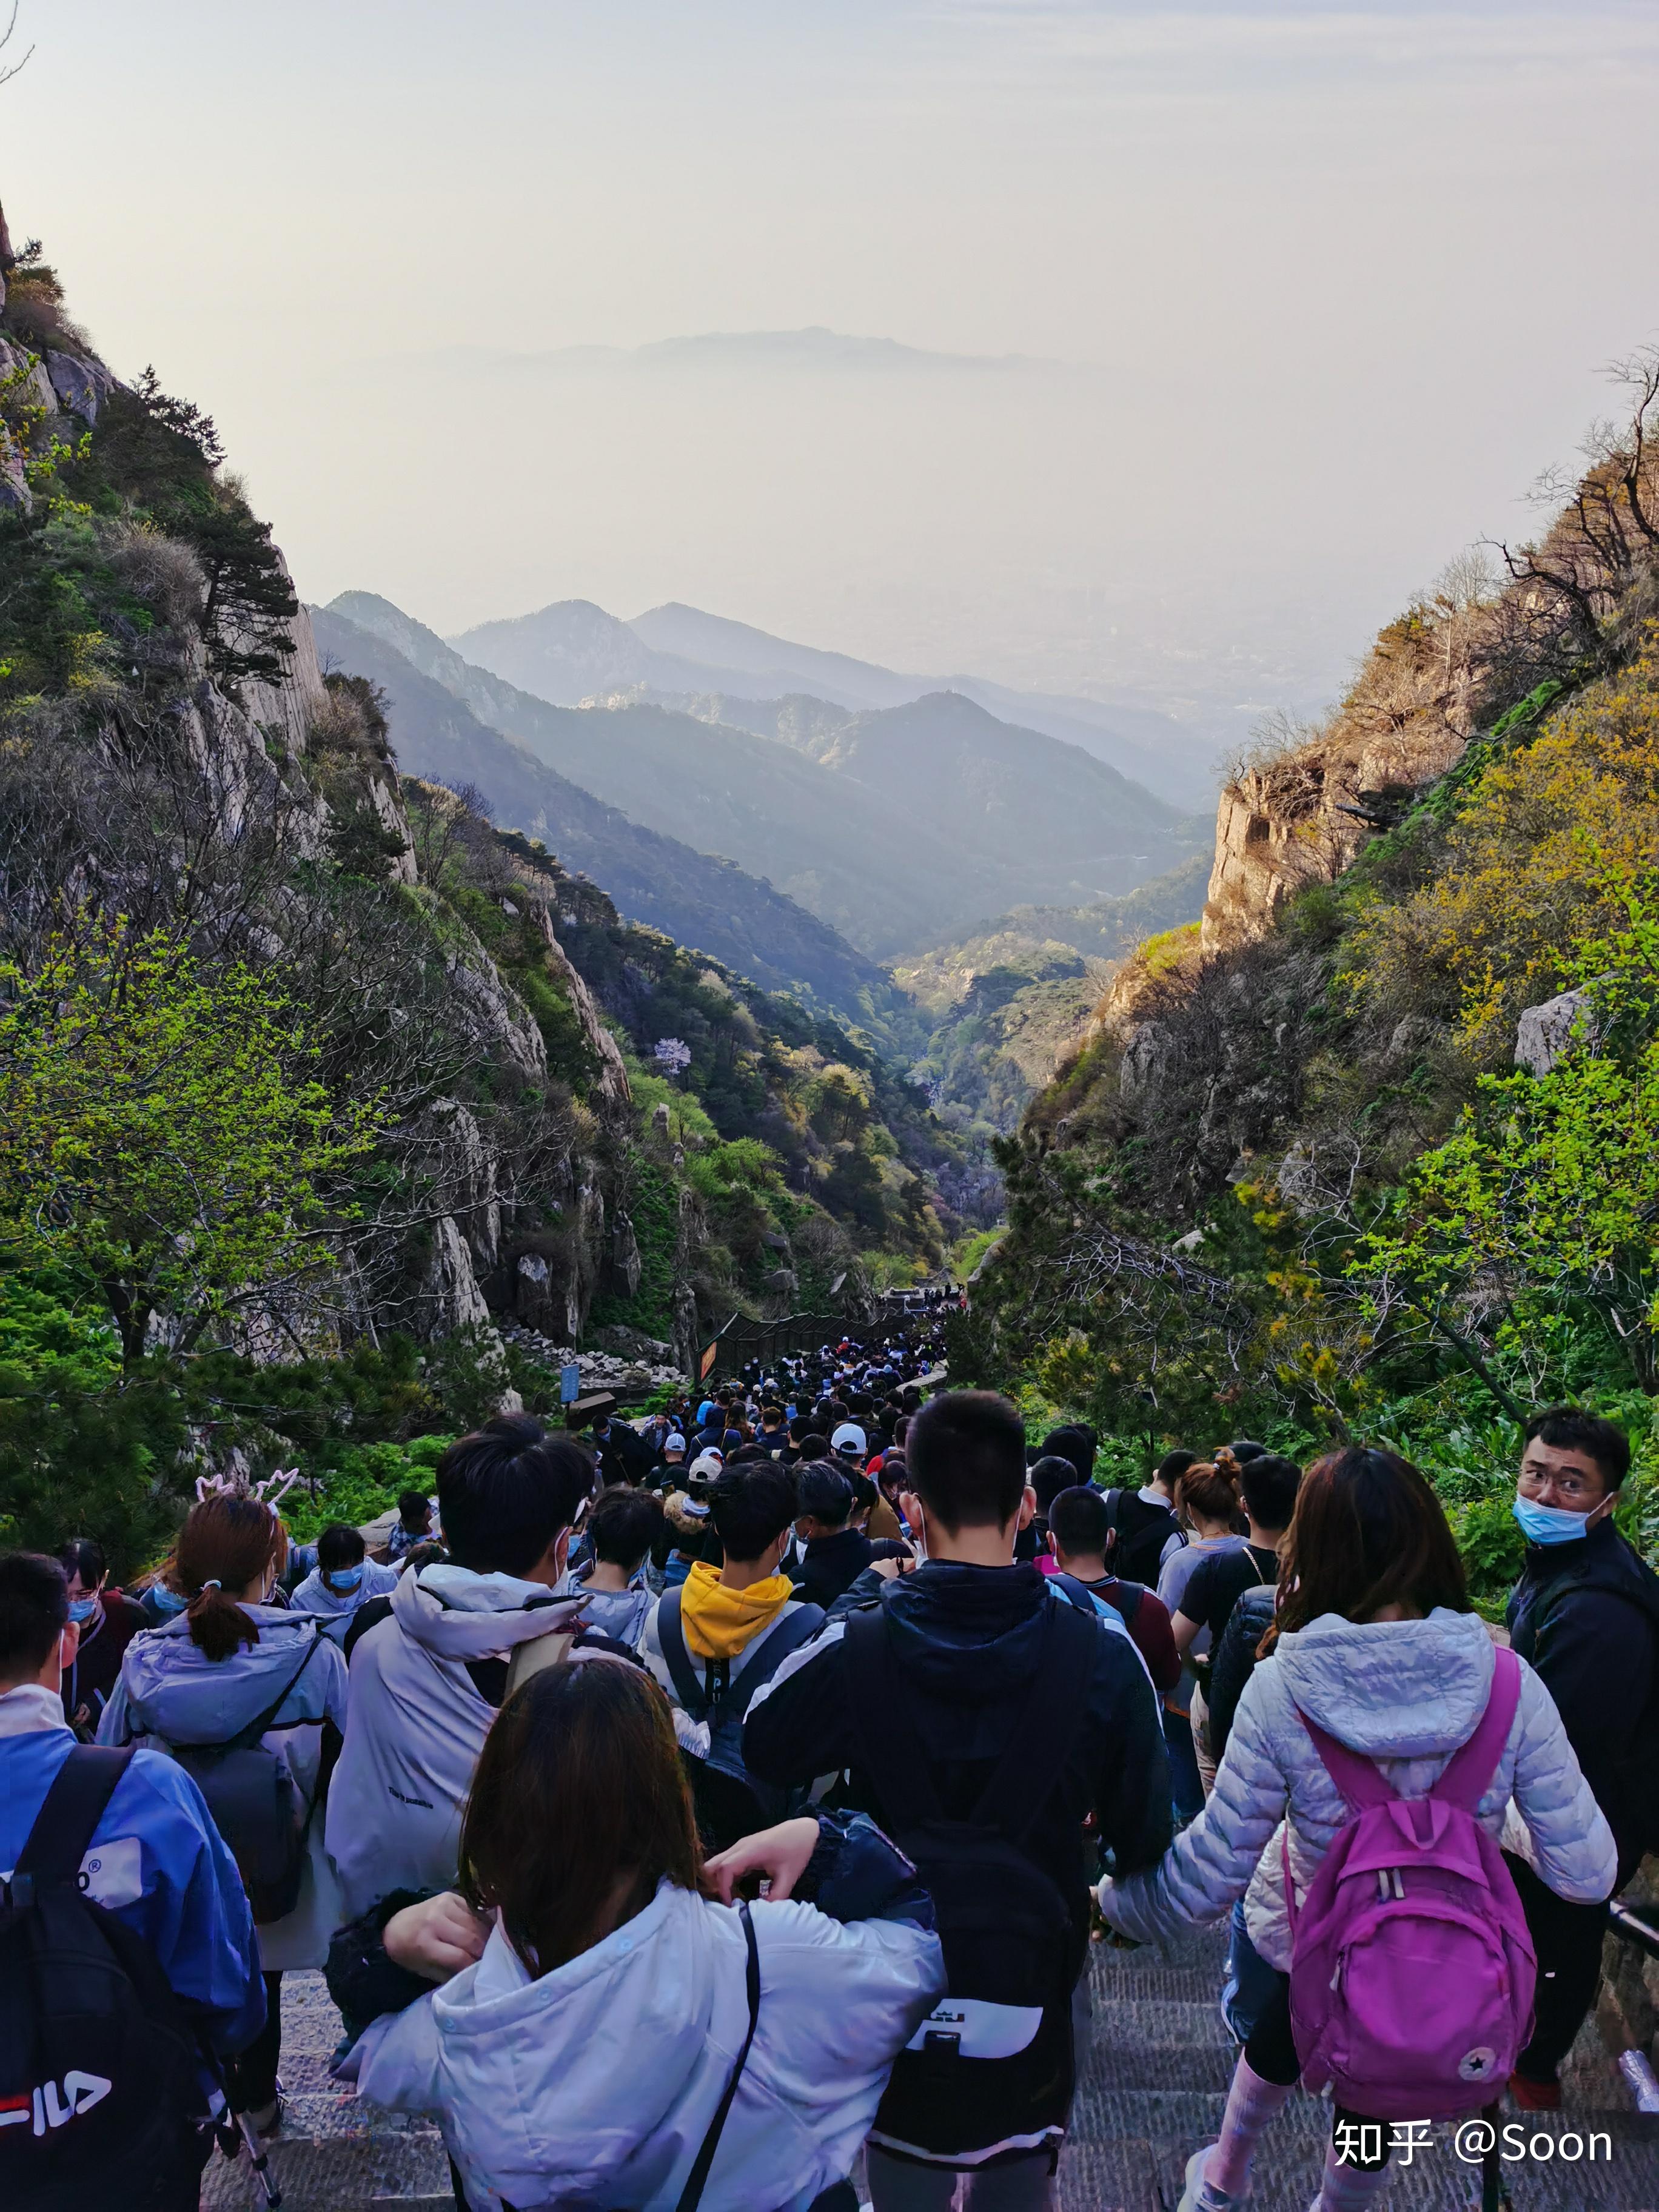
[201,1927,1659,2211]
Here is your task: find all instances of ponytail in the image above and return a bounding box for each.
[1175,1449,1244,1524]
[176,1496,281,1661]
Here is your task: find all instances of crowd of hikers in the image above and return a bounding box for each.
[3,1319,1657,2211]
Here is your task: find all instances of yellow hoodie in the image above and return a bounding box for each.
[679,1561,795,1661]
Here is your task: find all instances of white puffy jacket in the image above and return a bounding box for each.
[338,1875,945,2211]
[1100,1607,1616,1969]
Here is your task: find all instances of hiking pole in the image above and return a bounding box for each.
[1479,2102,1513,2212]
[232,2110,284,2210]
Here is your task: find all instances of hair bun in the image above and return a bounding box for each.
[1212,1447,1242,1480]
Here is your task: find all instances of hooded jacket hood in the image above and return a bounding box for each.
[1273,1608,1495,1759]
[389,1561,589,1662]
[118,1605,327,1746]
[882,1560,1053,1705]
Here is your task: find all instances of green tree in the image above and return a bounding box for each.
[0,922,380,1364]
[1358,874,1659,1393]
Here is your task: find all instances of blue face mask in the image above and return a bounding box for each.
[325,1566,364,1595]
[1513,1492,1604,1546]
[67,1596,98,1624]
[150,1584,189,1617]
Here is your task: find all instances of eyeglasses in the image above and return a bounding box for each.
[1518,1463,1601,1503]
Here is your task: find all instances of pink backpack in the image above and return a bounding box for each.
[1284,1646,1537,2120]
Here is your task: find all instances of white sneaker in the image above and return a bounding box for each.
[1178,2143,1248,2212]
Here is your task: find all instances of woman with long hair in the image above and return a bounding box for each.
[100,1492,349,2137]
[1099,1446,1615,2212]
[327,1656,945,2212]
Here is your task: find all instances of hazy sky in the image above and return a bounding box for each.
[8,2,1659,739]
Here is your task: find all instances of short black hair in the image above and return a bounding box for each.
[1524,1406,1632,1490]
[1241,1454,1302,1530]
[397,1490,432,1526]
[797,1433,831,1463]
[58,1537,107,1589]
[0,1552,69,1678]
[318,1523,367,1573]
[587,1487,662,1569]
[1156,1448,1197,1487]
[907,1390,1027,1532]
[1041,1427,1093,1486]
[437,1415,595,1577]
[797,1464,854,1527]
[1228,1438,1270,1466]
[1048,1485,1110,1561]
[708,1462,799,1561]
[1030,1455,1083,1517]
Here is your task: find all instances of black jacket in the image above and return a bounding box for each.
[743,1558,1171,1949]
[1507,1517,1659,1862]
[790,1527,905,1612]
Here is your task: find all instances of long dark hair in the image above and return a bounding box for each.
[1273,1446,1469,1637]
[459,1660,709,1977]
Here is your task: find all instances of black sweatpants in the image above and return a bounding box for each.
[229,1970,284,2113]
[1244,1972,1389,2171]
[1507,1851,1624,2083]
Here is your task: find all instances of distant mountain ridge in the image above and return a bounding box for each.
[310,606,895,1021]
[417,327,1053,375]
[451,597,1219,808]
[330,594,1206,959]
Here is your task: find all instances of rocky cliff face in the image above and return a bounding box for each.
[0,247,653,1375]
[1201,586,1490,956]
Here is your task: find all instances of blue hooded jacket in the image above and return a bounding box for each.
[0,1682,264,2059]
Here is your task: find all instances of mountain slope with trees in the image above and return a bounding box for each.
[0,218,968,1568]
[955,353,1659,1598]
[309,605,896,1022]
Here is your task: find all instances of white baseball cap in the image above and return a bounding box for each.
[689,1449,725,1479]
[664,1433,686,1455]
[831,1422,867,1456]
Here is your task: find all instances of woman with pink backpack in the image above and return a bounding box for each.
[1098,1445,1615,2212]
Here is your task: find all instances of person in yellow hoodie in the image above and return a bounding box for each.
[637,1458,826,1849]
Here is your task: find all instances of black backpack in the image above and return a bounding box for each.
[843,1595,1099,2162]
[657,1591,825,1845]
[1102,1487,1182,1586]
[0,1747,215,2211]
[164,1631,324,1923]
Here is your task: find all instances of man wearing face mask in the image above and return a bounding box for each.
[289,1524,399,1644]
[1505,1405,1659,2108]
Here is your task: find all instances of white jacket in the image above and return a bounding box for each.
[325,1563,589,1920]
[338,1876,945,2212]
[1101,1608,1616,1970]
[98,1605,350,1969]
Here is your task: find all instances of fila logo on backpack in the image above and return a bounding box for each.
[1284,1646,1537,2120]
[0,2074,112,2132]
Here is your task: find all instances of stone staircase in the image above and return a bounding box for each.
[201,1927,1659,2212]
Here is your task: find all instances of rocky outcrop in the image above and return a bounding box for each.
[532,907,632,1116]
[1201,587,1492,958]
[421,1215,494,1335]
[1515,985,1596,1076]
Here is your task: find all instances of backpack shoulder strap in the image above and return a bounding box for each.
[656,1589,708,1720]
[675,1899,760,2212]
[971,1595,1100,1844]
[1101,1488,1121,1533]
[1293,1708,1399,1810]
[13,1744,134,1894]
[843,1603,945,1829]
[720,1603,825,1727]
[232,1629,326,1748]
[1431,1646,1522,1812]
